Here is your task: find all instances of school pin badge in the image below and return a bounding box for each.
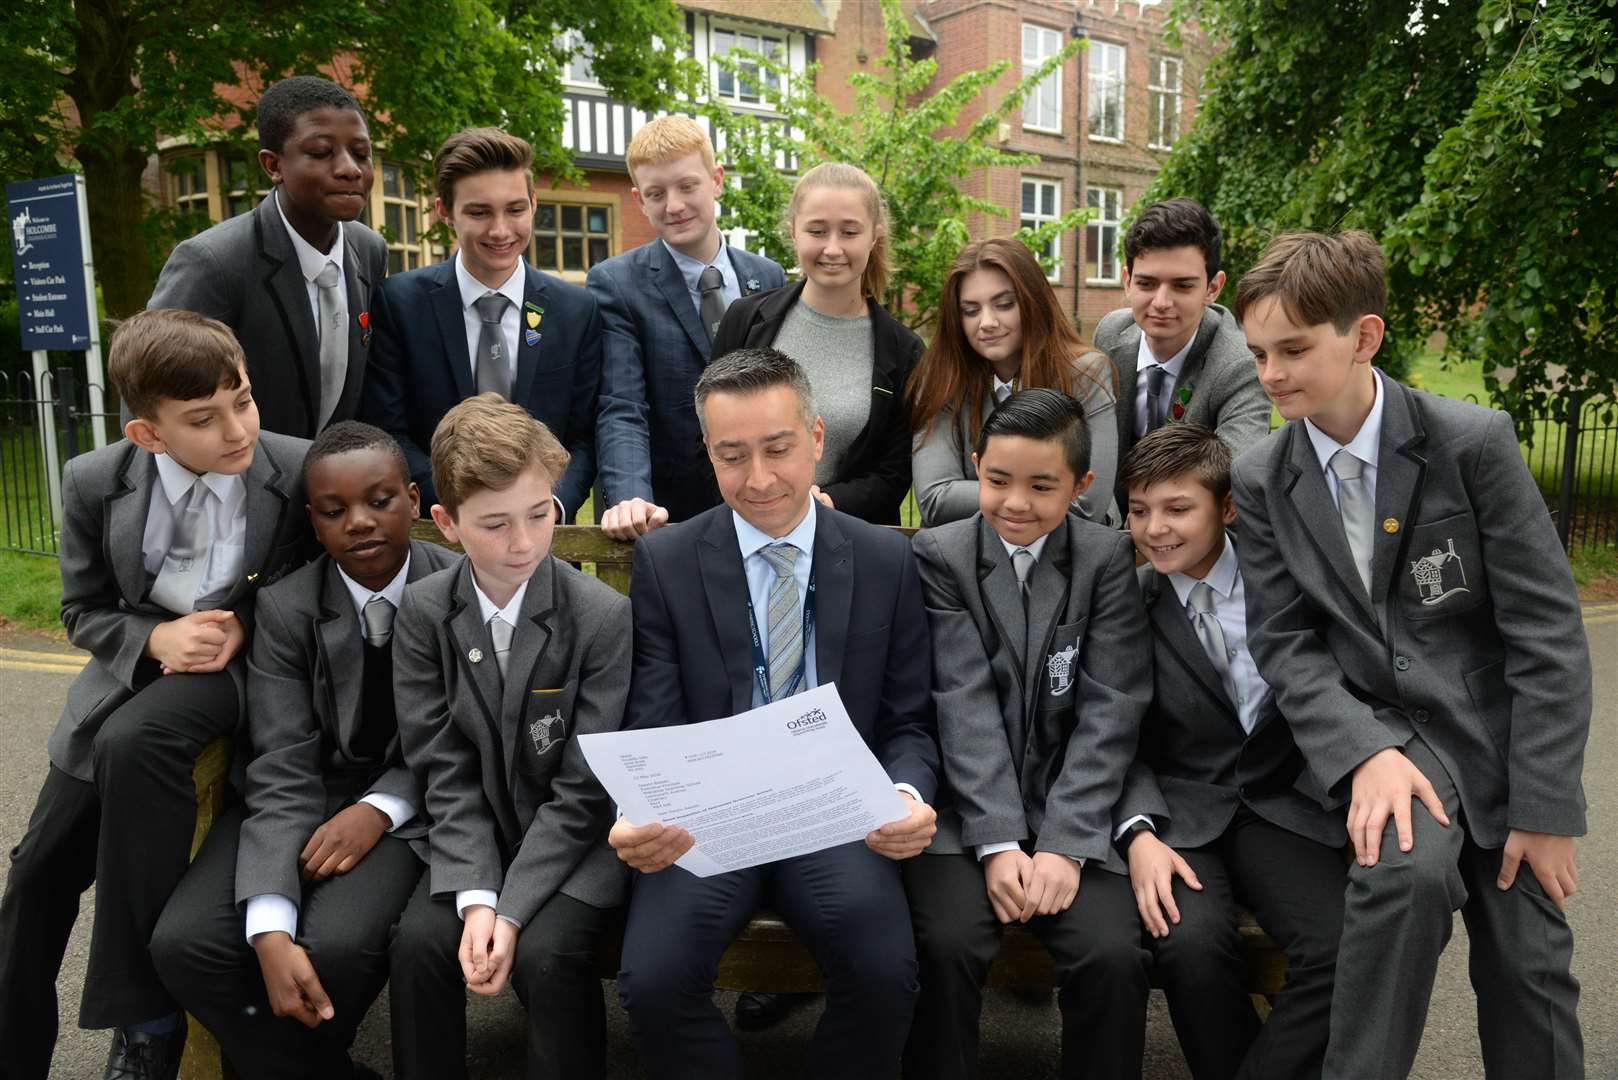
[525,328,541,347]
[1046,644,1079,697]
[530,709,564,756]
[1408,538,1471,607]
[1383,517,1400,534]
[358,310,371,347]
[468,647,484,664]
[746,277,761,293]
[1170,385,1192,421]
[525,310,541,329]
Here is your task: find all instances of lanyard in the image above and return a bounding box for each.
[745,557,817,705]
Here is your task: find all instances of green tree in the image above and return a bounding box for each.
[1147,0,1618,413]
[0,0,693,319]
[704,0,1089,331]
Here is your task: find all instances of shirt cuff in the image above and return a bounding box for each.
[1113,814,1156,841]
[497,914,524,930]
[456,889,499,919]
[894,783,923,804]
[244,893,299,946]
[975,841,1021,861]
[360,792,414,832]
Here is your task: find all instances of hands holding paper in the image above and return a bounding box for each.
[610,817,695,873]
[865,790,937,860]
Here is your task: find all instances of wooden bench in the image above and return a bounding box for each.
[179,523,1288,1079]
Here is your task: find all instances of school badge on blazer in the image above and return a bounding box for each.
[1398,514,1486,618]
[529,708,564,757]
[1408,538,1470,606]
[1046,644,1078,697]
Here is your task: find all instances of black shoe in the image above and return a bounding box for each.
[734,991,813,1031]
[103,1023,187,1080]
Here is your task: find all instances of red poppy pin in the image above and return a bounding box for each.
[358,312,369,330]
[359,311,371,347]
[1170,385,1192,421]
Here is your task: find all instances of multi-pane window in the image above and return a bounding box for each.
[530,202,612,274]
[1149,56,1183,150]
[222,157,268,219]
[381,163,425,275]
[560,28,599,86]
[1020,179,1062,282]
[166,156,210,220]
[712,27,784,106]
[1088,42,1126,142]
[1022,24,1063,133]
[1085,187,1124,283]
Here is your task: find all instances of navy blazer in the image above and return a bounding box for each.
[589,240,784,523]
[627,503,940,803]
[360,258,602,518]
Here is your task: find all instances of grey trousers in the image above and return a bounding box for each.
[1324,736,1582,1080]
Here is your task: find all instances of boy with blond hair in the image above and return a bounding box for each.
[590,114,785,539]
[387,393,630,1080]
[1232,231,1588,1078]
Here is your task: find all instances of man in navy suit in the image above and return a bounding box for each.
[588,116,784,539]
[610,348,941,1080]
[360,127,601,519]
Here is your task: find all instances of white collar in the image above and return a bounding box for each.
[473,574,530,627]
[454,250,527,313]
[1169,533,1238,608]
[153,452,242,507]
[336,552,411,622]
[1136,320,1196,374]
[734,499,818,561]
[992,373,1017,399]
[274,189,344,282]
[1304,368,1385,474]
[662,236,731,277]
[998,531,1050,564]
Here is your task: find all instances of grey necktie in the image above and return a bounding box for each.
[473,293,511,399]
[1011,546,1035,609]
[149,481,217,614]
[1145,365,1166,433]
[760,544,804,701]
[362,595,396,648]
[489,614,514,683]
[1330,450,1375,596]
[315,261,346,429]
[698,264,727,343]
[1188,581,1239,707]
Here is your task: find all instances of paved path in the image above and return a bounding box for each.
[4,605,1614,1078]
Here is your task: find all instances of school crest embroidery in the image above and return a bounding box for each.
[529,709,564,756]
[1046,644,1078,697]
[1409,538,1471,606]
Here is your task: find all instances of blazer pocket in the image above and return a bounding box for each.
[1462,658,1511,760]
[1037,617,1088,705]
[1399,511,1487,619]
[521,682,576,762]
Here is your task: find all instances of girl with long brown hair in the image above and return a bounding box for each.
[908,238,1118,526]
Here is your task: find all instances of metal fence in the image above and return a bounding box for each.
[1,368,1614,556]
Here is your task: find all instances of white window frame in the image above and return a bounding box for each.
[559,29,601,89]
[1021,24,1063,134]
[1088,41,1126,143]
[1020,178,1063,283]
[1148,55,1183,150]
[709,22,786,109]
[1085,186,1124,285]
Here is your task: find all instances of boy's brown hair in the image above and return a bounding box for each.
[1234,230,1386,333]
[430,392,569,515]
[109,309,246,421]
[1119,423,1232,504]
[434,127,534,210]
[626,115,716,186]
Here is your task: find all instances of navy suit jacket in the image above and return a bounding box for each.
[627,503,940,803]
[360,258,602,518]
[588,241,784,523]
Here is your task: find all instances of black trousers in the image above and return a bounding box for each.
[388,875,617,1080]
[1149,807,1346,1080]
[617,840,919,1080]
[0,670,237,1080]
[902,852,1149,1080]
[149,801,423,1080]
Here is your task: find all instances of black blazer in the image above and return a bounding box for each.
[359,258,603,518]
[627,503,940,802]
[711,281,923,525]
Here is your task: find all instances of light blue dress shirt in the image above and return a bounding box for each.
[663,238,742,318]
[733,501,819,708]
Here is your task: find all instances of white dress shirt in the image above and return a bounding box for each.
[1167,536,1269,736]
[663,238,741,317]
[141,454,246,613]
[274,189,346,340]
[1304,369,1385,509]
[1133,331,1194,437]
[992,374,1017,404]
[454,251,526,392]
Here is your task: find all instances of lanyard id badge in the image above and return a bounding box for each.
[745,562,817,705]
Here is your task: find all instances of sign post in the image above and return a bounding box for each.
[8,173,106,526]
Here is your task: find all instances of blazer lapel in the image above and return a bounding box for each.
[1371,374,1427,608]
[648,242,710,356]
[1022,519,1071,715]
[238,439,293,591]
[812,510,852,692]
[1170,307,1223,416]
[446,563,506,752]
[697,511,758,715]
[1112,322,1143,448]
[427,261,475,401]
[255,198,321,427]
[502,560,556,791]
[333,228,375,420]
[107,446,152,605]
[1282,425,1379,626]
[1144,570,1238,719]
[512,265,548,407]
[314,560,364,753]
[976,518,1028,680]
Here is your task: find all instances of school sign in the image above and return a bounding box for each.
[7,174,97,351]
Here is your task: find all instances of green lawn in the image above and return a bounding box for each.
[0,550,62,633]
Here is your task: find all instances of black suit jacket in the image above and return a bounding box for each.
[711,282,923,525]
[360,258,603,517]
[627,503,939,802]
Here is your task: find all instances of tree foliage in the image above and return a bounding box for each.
[1149,0,1618,414]
[704,0,1089,331]
[0,0,693,319]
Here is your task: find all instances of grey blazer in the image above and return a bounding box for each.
[912,350,1121,528]
[1114,564,1346,851]
[1232,371,1591,846]
[234,540,458,906]
[149,196,388,439]
[1092,303,1270,469]
[393,556,632,926]
[53,433,314,781]
[912,514,1152,871]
